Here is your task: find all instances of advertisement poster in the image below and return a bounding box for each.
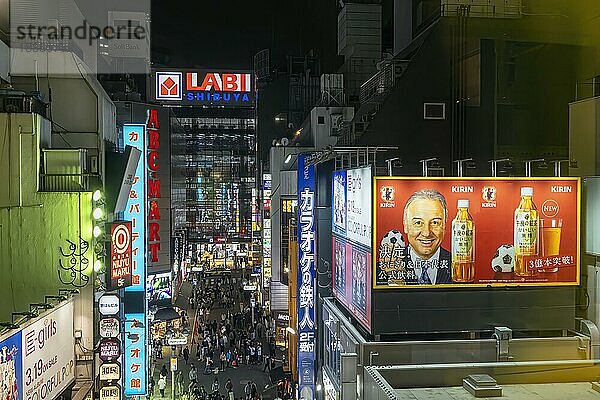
[0,332,22,400]
[296,154,316,400]
[332,171,347,236]
[147,273,172,305]
[374,178,580,288]
[332,236,372,329]
[346,167,372,248]
[331,166,372,332]
[22,302,75,400]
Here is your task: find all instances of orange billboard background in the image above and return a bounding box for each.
[373,178,580,288]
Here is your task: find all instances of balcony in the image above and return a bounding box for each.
[39,149,98,192]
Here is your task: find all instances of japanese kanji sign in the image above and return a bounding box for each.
[296,154,316,400]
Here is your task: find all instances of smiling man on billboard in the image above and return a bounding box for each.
[403,189,452,284]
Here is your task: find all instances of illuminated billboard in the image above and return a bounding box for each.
[122,123,147,396]
[297,154,316,399]
[374,178,580,288]
[152,69,254,107]
[109,221,132,290]
[332,167,372,331]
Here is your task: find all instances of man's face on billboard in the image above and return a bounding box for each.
[404,198,446,259]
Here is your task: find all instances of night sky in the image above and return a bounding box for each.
[151,0,342,72]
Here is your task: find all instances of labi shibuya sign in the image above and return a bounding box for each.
[153,69,254,107]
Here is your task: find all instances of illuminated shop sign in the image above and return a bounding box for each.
[153,69,254,107]
[296,154,315,400]
[122,123,147,396]
[109,221,132,290]
[123,315,146,396]
[123,124,146,292]
[147,109,162,264]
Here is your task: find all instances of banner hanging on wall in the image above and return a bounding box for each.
[21,302,75,400]
[373,177,580,288]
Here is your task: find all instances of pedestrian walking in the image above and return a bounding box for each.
[251,381,257,399]
[263,355,271,372]
[244,382,251,400]
[176,371,184,395]
[211,377,220,396]
[189,364,198,384]
[183,347,190,365]
[220,351,226,371]
[160,364,168,380]
[225,378,233,394]
[158,376,167,398]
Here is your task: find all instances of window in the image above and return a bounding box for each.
[423,102,446,120]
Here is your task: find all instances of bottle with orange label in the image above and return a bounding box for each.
[514,187,539,276]
[452,199,475,282]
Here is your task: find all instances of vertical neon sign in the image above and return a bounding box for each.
[297,154,315,399]
[122,124,147,396]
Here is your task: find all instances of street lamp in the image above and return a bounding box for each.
[455,158,474,177]
[420,158,438,177]
[523,159,546,177]
[489,159,511,177]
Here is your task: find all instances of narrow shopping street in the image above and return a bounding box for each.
[149,273,283,400]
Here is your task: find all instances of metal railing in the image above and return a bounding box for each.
[39,173,94,192]
[441,0,522,18]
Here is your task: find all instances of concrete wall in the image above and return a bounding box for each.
[0,112,93,322]
[569,97,600,176]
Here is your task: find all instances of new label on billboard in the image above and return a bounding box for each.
[374,178,580,288]
[153,69,254,107]
[297,154,315,400]
[22,302,75,400]
[0,331,22,400]
[110,221,132,290]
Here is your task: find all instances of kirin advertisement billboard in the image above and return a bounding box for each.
[374,178,580,288]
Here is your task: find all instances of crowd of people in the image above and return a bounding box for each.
[150,272,283,400]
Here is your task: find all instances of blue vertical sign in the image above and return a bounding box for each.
[122,124,147,396]
[297,154,316,400]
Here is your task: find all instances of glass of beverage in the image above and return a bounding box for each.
[540,218,562,272]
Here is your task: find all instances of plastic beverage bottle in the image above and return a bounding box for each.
[452,199,475,282]
[514,187,539,276]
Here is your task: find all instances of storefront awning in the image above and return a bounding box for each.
[153,306,181,322]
